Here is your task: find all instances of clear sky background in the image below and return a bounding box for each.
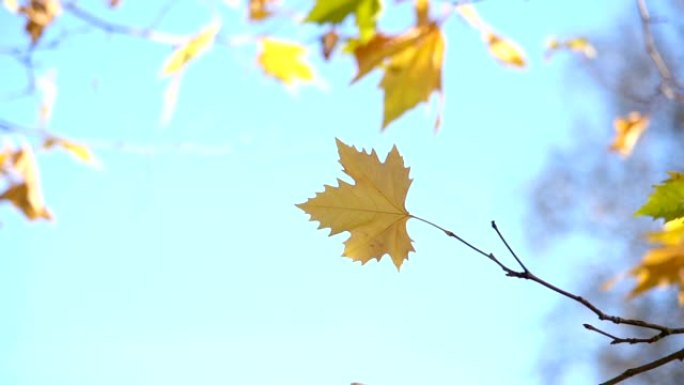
[0,1,625,384]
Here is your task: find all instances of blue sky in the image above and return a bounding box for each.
[0,1,624,384]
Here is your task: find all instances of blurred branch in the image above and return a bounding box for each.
[636,0,684,102]
[413,216,684,384]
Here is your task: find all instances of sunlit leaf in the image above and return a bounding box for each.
[609,111,649,157]
[297,139,414,269]
[636,172,684,222]
[352,24,444,128]
[304,0,381,42]
[545,36,596,60]
[160,22,219,77]
[456,3,526,68]
[43,136,98,166]
[629,244,684,304]
[19,0,62,45]
[0,144,52,220]
[351,27,427,82]
[455,3,486,30]
[485,32,526,68]
[257,38,314,86]
[647,219,684,246]
[380,26,444,128]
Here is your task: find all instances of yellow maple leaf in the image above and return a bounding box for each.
[629,244,684,304]
[43,136,98,166]
[297,139,414,269]
[609,111,649,157]
[161,22,219,77]
[257,38,315,86]
[0,144,52,220]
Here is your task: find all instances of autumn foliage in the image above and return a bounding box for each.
[3,0,684,384]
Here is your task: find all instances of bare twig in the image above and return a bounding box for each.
[413,216,684,384]
[583,323,672,345]
[600,347,684,385]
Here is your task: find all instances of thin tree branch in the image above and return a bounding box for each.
[583,323,671,345]
[413,217,684,384]
[491,221,528,272]
[600,347,684,385]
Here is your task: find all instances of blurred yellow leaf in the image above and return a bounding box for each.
[19,0,61,45]
[304,0,381,42]
[566,37,596,58]
[415,0,429,26]
[257,38,315,86]
[0,144,52,220]
[3,0,19,13]
[647,219,684,246]
[380,26,444,128]
[545,36,596,60]
[249,0,275,21]
[351,24,444,128]
[44,137,98,166]
[609,111,649,157]
[485,32,526,68]
[0,148,11,171]
[456,3,526,69]
[297,139,414,269]
[351,27,427,82]
[109,0,121,7]
[161,22,219,77]
[455,3,486,30]
[629,244,684,304]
